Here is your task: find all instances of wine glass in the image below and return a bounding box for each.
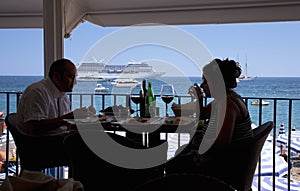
[160,84,175,117]
[130,83,144,117]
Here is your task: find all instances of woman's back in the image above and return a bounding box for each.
[227,90,253,143]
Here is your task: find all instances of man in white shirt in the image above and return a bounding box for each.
[17,58,89,135]
[15,58,93,172]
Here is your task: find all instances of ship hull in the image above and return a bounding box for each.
[77,72,165,81]
[76,61,165,81]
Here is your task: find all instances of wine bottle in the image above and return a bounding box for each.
[145,81,155,118]
[140,80,146,118]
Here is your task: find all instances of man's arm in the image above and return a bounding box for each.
[25,115,70,134]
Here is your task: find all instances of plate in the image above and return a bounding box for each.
[64,117,99,124]
[111,117,195,126]
[63,119,75,124]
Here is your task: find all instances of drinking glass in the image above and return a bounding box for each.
[130,83,144,117]
[160,84,174,117]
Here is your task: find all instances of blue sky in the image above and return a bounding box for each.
[0,21,299,77]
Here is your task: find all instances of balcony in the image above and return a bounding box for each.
[0,91,300,190]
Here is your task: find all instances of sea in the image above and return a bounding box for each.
[1,76,300,133]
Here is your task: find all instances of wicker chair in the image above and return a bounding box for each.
[213,121,274,191]
[5,113,70,175]
[165,121,274,191]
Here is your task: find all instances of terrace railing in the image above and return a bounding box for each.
[1,91,299,190]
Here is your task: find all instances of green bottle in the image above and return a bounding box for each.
[145,81,155,117]
[140,80,146,118]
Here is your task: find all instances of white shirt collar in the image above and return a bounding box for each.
[45,78,65,99]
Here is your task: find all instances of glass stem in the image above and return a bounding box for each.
[166,103,168,117]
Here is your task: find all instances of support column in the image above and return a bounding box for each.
[43,0,64,78]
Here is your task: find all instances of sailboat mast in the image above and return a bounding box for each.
[245,54,248,78]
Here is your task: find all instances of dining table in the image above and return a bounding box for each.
[69,114,200,148]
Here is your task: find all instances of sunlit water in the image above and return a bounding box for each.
[1,76,300,133]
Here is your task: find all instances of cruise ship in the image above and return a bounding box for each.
[76,61,165,81]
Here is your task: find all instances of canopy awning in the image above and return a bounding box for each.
[1,0,300,37]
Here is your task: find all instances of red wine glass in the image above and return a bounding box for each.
[130,84,144,117]
[160,84,174,117]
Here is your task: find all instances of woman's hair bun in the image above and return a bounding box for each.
[233,61,242,78]
[216,58,242,88]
